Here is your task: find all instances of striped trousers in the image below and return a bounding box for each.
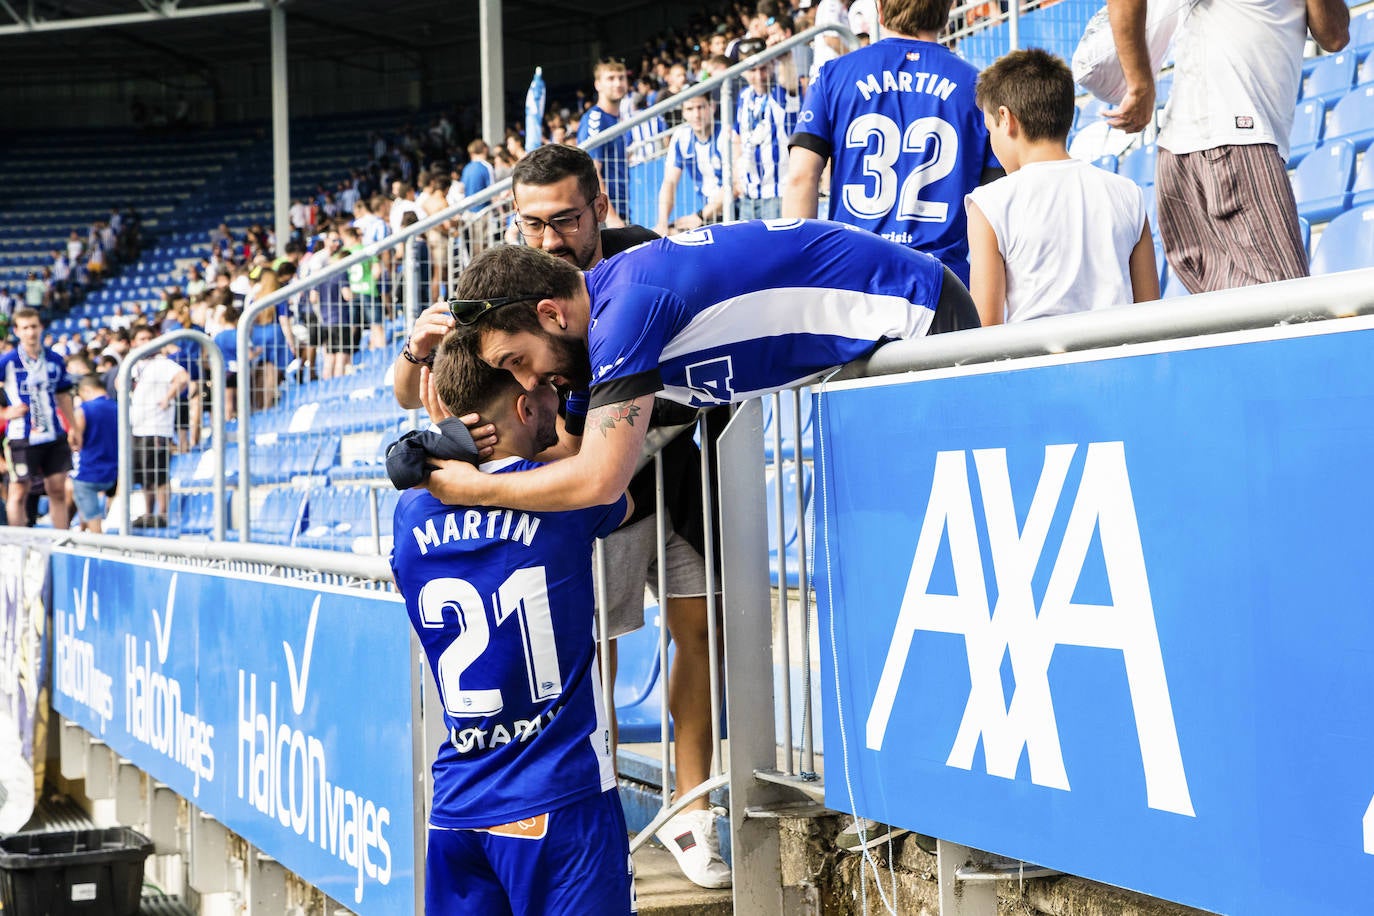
[1157,143,1309,294]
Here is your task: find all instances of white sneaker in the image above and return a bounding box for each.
[655,808,732,889]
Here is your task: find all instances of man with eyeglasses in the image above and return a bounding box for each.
[426,219,975,514]
[392,143,735,888]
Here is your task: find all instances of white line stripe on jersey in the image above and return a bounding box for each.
[659,286,935,369]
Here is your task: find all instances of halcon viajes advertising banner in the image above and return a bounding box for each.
[50,551,415,912]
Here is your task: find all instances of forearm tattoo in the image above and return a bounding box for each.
[593,399,642,437]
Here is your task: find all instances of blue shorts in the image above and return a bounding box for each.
[72,478,114,522]
[425,789,634,916]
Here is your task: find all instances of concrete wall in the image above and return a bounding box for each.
[778,817,1216,916]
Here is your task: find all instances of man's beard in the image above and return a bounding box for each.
[547,332,592,390]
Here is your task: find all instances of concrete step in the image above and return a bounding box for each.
[634,842,733,915]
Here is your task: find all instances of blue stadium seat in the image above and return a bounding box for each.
[1360,53,1374,88]
[1351,150,1374,208]
[1351,9,1374,50]
[1154,71,1173,106]
[1117,143,1157,187]
[766,461,813,589]
[762,389,814,461]
[1310,204,1374,274]
[1327,86,1374,150]
[1291,140,1354,223]
[1162,267,1191,298]
[1090,154,1119,173]
[254,487,307,546]
[613,608,673,744]
[1303,52,1357,104]
[1288,100,1326,165]
[1299,216,1312,255]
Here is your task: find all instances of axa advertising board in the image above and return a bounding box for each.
[49,552,415,912]
[815,320,1374,915]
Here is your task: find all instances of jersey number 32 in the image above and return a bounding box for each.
[842,114,959,223]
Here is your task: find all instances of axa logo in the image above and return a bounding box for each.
[866,442,1194,817]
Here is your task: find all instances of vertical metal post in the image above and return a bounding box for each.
[795,388,816,776]
[368,486,381,555]
[203,342,228,542]
[720,77,736,225]
[403,240,422,431]
[938,841,998,916]
[699,414,723,776]
[270,3,291,254]
[654,452,672,806]
[479,0,505,149]
[1007,0,1021,50]
[719,400,786,916]
[594,540,613,737]
[409,632,432,916]
[770,395,794,775]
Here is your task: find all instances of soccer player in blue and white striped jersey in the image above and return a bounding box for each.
[735,37,799,220]
[656,95,727,236]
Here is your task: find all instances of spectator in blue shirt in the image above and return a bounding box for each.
[461,139,496,213]
[71,374,118,533]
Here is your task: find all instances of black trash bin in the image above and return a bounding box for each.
[0,827,154,916]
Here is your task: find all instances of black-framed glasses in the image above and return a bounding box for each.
[514,204,590,239]
[447,294,546,326]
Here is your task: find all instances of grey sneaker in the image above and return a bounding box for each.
[836,817,909,853]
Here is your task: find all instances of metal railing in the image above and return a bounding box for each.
[115,328,227,541]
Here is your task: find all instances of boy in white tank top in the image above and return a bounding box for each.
[965,49,1159,325]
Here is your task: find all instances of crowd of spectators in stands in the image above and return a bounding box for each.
[0,208,141,338]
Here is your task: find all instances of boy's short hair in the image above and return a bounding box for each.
[431,331,523,419]
[78,373,105,393]
[882,0,955,36]
[975,48,1076,142]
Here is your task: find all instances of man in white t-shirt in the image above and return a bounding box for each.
[128,326,189,529]
[1108,0,1349,293]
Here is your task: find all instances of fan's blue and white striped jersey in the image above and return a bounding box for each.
[737,85,796,200]
[791,38,998,284]
[1,346,72,443]
[578,106,629,217]
[584,219,945,409]
[389,464,626,829]
[668,121,726,200]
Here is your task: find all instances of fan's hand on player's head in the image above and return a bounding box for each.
[408,300,456,362]
[420,366,497,457]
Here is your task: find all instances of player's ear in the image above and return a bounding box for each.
[535,298,568,332]
[593,192,609,225]
[513,391,534,428]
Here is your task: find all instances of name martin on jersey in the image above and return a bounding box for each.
[853,70,957,103]
[411,508,542,555]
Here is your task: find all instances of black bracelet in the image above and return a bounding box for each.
[402,342,434,367]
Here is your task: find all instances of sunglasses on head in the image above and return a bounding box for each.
[447,294,547,326]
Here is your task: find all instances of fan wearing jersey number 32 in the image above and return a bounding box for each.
[783,0,1002,285]
[424,218,978,514]
[389,343,635,915]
